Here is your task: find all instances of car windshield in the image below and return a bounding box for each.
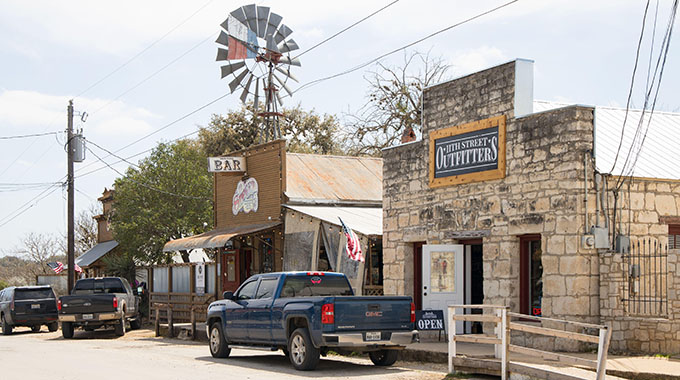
[14,288,54,300]
[280,275,353,297]
[72,279,125,295]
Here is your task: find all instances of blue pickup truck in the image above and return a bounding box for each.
[206,271,417,370]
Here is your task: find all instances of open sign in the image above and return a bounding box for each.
[415,310,445,331]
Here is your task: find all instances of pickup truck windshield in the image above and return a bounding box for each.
[280,276,352,297]
[72,279,126,295]
[15,288,54,300]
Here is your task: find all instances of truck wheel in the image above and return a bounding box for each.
[114,314,126,336]
[369,350,398,366]
[288,328,320,371]
[209,322,231,358]
[48,322,58,332]
[62,322,74,339]
[129,314,142,330]
[31,325,41,333]
[1,315,12,335]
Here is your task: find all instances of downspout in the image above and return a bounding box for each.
[584,152,590,234]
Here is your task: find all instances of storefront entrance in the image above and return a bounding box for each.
[422,244,464,334]
[463,241,484,334]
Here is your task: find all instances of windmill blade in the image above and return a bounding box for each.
[275,66,298,83]
[273,73,293,97]
[220,61,246,78]
[253,78,260,110]
[215,31,229,47]
[228,67,249,93]
[277,39,299,53]
[279,56,301,67]
[266,13,283,38]
[240,73,254,103]
[266,35,279,53]
[243,4,258,35]
[216,48,229,61]
[256,6,270,38]
[275,90,284,107]
[274,24,293,44]
[229,7,247,24]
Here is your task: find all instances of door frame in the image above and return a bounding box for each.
[422,244,464,334]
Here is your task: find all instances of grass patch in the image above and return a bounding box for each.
[654,353,671,359]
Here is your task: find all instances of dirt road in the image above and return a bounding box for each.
[0,326,448,380]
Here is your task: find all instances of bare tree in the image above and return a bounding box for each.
[76,203,99,256]
[10,232,62,283]
[342,51,450,156]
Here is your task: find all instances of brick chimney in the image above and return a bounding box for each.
[401,127,416,144]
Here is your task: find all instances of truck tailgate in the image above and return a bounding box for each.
[333,296,412,331]
[60,295,116,314]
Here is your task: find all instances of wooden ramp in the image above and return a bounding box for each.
[452,356,628,380]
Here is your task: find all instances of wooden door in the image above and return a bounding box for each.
[222,249,240,292]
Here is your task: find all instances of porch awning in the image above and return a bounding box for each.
[283,205,382,236]
[76,240,119,267]
[162,221,281,252]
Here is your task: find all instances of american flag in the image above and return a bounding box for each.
[47,262,64,274]
[339,218,364,262]
[74,263,82,273]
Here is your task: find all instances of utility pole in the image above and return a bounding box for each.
[67,100,75,294]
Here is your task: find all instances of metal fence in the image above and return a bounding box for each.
[622,238,668,317]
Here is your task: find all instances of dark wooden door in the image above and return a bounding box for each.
[222,249,240,293]
[413,242,423,310]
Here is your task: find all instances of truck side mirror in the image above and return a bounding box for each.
[222,291,234,300]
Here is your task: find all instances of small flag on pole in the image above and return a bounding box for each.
[47,262,64,274]
[74,263,82,273]
[339,217,364,262]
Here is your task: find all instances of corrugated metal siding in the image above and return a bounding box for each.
[534,100,680,180]
[153,267,168,293]
[172,266,190,293]
[206,263,217,294]
[285,154,382,202]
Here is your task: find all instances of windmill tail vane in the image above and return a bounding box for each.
[215,4,301,143]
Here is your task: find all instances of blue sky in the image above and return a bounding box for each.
[0,0,677,253]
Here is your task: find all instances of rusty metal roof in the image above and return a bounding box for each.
[285,153,382,203]
[162,221,281,252]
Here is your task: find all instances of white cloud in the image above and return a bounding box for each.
[450,46,508,76]
[0,90,157,138]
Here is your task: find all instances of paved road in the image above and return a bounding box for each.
[0,326,448,380]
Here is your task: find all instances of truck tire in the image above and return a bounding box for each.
[1,315,12,335]
[48,322,58,332]
[369,349,398,366]
[130,313,142,330]
[31,325,41,333]
[209,322,231,358]
[114,314,126,336]
[62,322,74,339]
[288,328,320,371]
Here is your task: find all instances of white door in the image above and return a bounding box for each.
[422,244,464,334]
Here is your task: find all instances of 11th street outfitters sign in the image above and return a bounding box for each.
[429,115,506,187]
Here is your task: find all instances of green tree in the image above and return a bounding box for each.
[198,103,344,156]
[111,139,213,264]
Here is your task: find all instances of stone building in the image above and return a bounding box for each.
[382,59,680,353]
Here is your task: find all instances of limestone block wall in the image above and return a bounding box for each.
[383,60,600,325]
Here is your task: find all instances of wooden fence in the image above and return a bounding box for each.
[149,262,217,339]
[448,305,611,380]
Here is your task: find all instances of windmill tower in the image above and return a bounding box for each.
[216,4,301,142]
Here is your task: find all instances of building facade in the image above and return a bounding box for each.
[382,60,680,353]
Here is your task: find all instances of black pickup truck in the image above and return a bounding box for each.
[58,277,141,338]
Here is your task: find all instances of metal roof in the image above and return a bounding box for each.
[162,221,281,252]
[283,205,382,236]
[285,153,382,203]
[533,100,680,180]
[76,240,119,267]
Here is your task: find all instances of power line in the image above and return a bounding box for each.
[86,138,141,170]
[0,131,60,140]
[85,146,211,201]
[75,0,215,99]
[0,181,64,228]
[75,93,228,176]
[292,0,400,60]
[292,0,520,95]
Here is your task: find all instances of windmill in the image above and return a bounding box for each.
[216,4,301,142]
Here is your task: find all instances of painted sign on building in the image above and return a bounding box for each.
[232,177,259,215]
[208,156,246,173]
[195,263,205,296]
[429,115,506,187]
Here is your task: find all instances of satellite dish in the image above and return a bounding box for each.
[216,4,301,142]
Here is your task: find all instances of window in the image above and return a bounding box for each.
[15,288,55,300]
[255,278,277,299]
[280,275,353,298]
[236,280,258,300]
[520,235,542,316]
[669,225,680,249]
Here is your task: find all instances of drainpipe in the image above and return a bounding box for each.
[584,152,590,234]
[594,174,601,228]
